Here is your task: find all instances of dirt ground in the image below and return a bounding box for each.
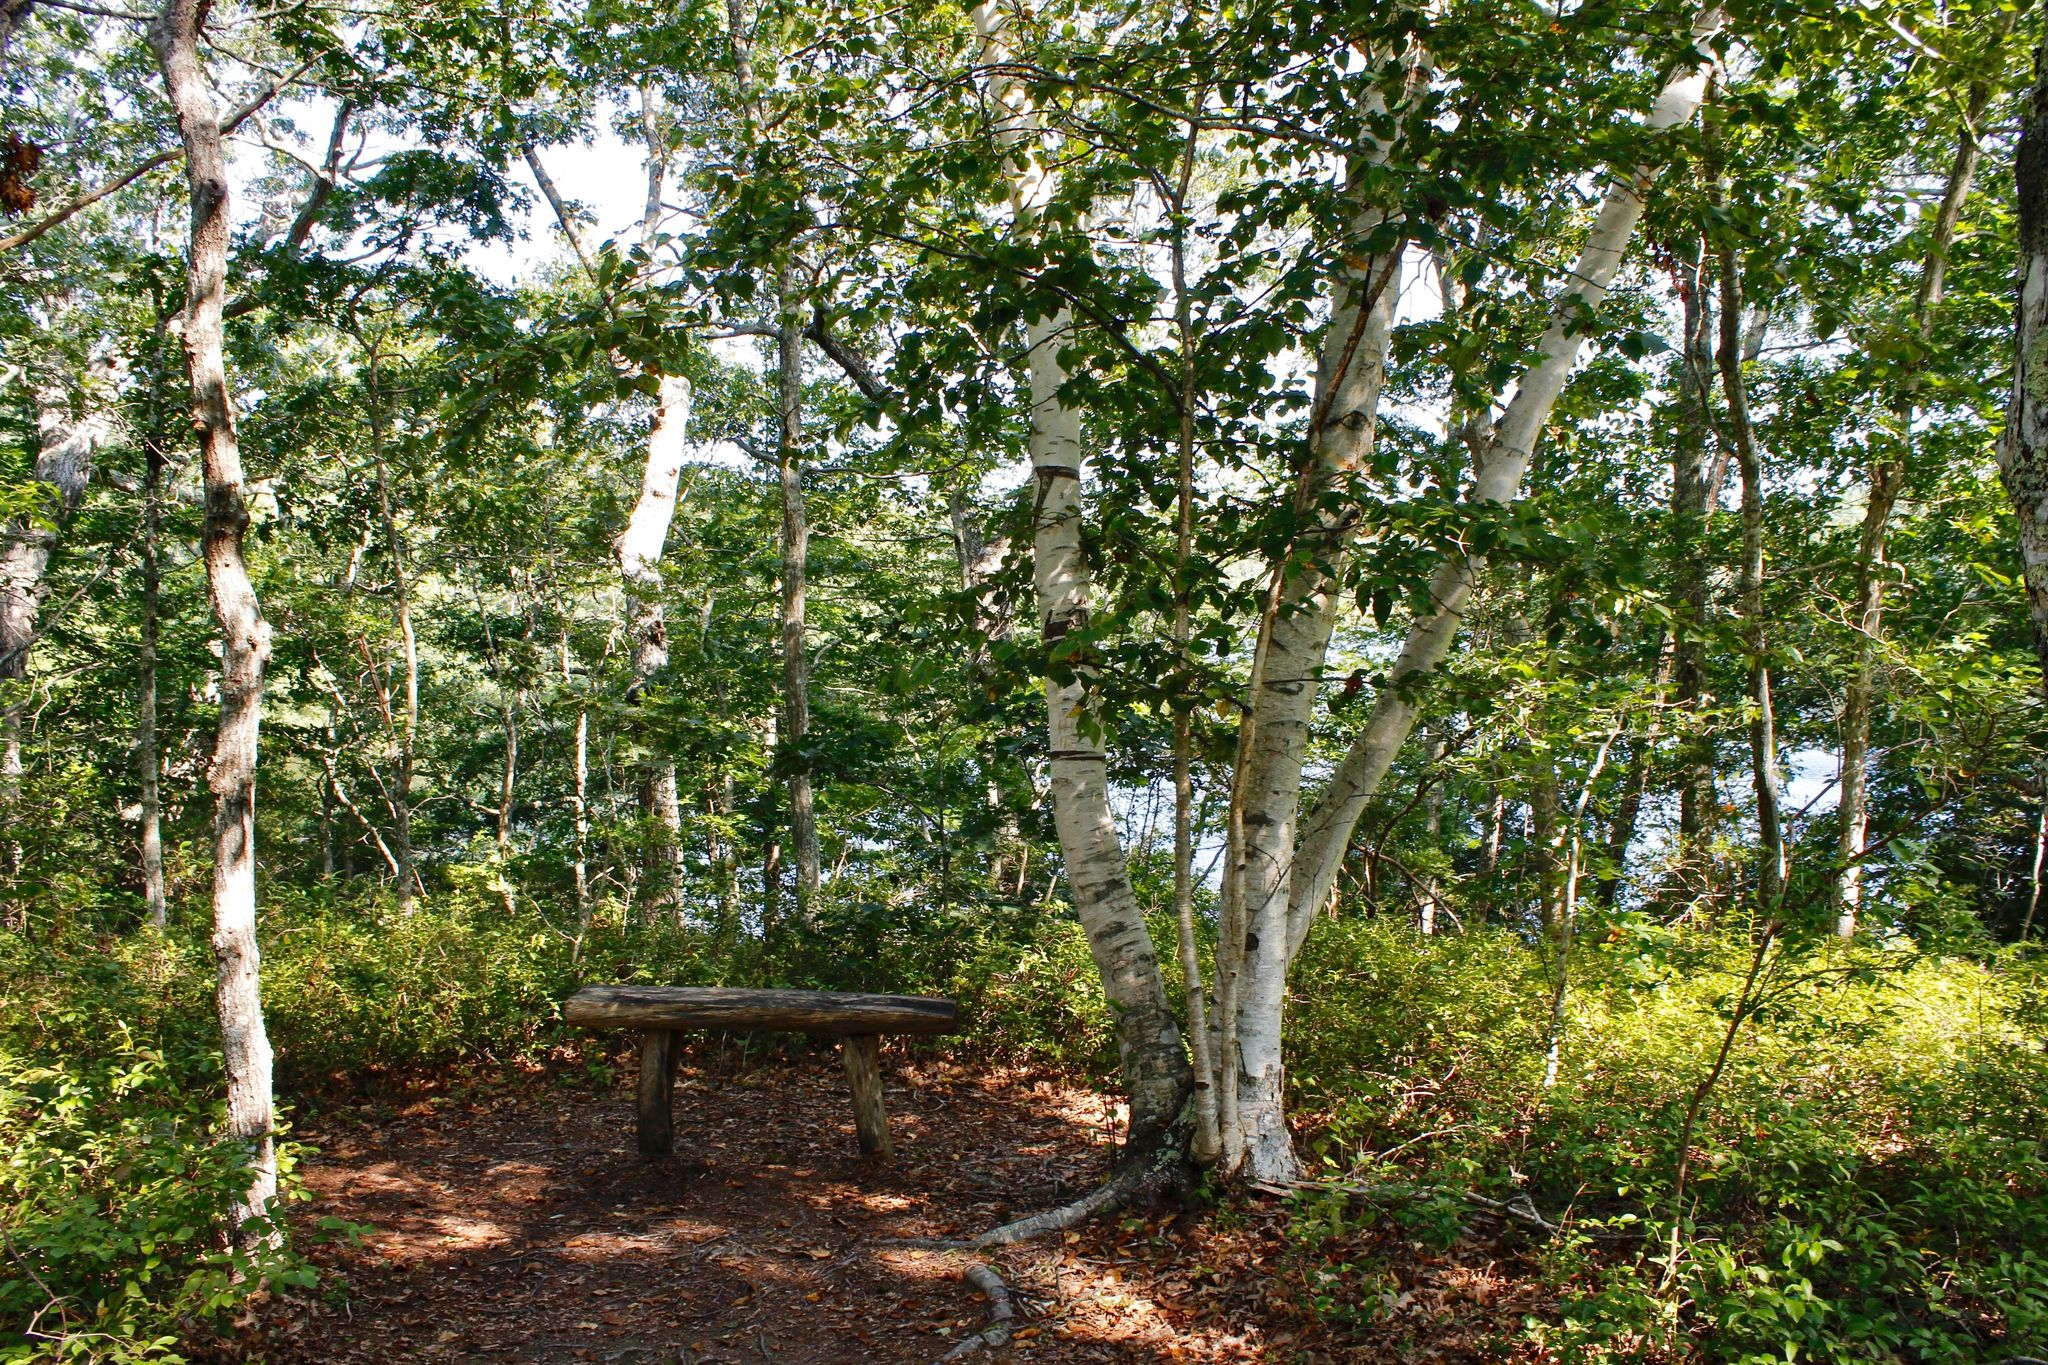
[207,1045,1541,1364]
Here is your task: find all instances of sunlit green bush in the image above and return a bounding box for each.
[1277,919,2048,1363]
[0,1037,306,1364]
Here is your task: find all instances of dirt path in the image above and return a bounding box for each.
[222,1047,1290,1363]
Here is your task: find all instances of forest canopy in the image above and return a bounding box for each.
[3,0,2047,1360]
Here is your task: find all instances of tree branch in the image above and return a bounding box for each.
[0,56,315,254]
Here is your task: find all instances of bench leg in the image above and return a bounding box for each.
[841,1033,893,1157]
[637,1028,677,1157]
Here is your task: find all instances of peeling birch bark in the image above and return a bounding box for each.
[1285,5,1725,951]
[975,1,1191,1147]
[1216,43,1424,1185]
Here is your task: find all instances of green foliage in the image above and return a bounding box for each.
[0,1038,306,1364]
[1279,922,2048,1363]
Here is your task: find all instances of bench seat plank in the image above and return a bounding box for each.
[563,985,958,1036]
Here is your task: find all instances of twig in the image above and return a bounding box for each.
[1253,1176,1641,1242]
[0,55,318,253]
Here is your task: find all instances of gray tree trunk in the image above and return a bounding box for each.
[1716,250,1786,904]
[1841,76,1996,933]
[777,263,821,914]
[2002,36,2048,706]
[367,346,419,909]
[150,0,278,1244]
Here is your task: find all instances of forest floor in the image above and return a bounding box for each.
[199,1046,1545,1364]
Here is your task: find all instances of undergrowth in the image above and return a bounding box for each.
[1284,919,2048,1363]
[2,888,2042,1362]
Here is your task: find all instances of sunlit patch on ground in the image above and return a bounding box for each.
[197,1051,1558,1363]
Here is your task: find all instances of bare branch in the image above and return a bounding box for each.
[0,56,316,254]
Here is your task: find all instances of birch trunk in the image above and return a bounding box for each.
[1841,78,1997,933]
[975,1,1191,1150]
[525,125,691,917]
[1223,228,1405,1183]
[1286,7,1723,950]
[618,375,693,912]
[1214,40,1424,1183]
[150,0,278,1243]
[563,627,591,924]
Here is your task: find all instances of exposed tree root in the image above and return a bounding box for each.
[971,1119,1192,1248]
[932,1262,1015,1361]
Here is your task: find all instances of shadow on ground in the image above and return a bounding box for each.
[213,1046,1274,1363]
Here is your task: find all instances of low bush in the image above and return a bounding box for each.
[1277,919,2048,1363]
[0,1037,306,1364]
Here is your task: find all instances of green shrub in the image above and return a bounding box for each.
[1278,921,2048,1363]
[0,1036,307,1364]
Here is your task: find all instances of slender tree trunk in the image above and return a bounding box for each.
[150,0,277,1243]
[1285,6,1723,947]
[367,347,419,909]
[1543,725,1622,1089]
[1599,637,1674,909]
[1844,79,1998,933]
[1605,293,1765,909]
[563,627,591,924]
[1417,727,1447,935]
[1482,773,1506,881]
[975,2,1192,1153]
[1716,249,1786,903]
[1531,756,1564,937]
[140,321,170,928]
[1671,243,1720,877]
[777,263,821,915]
[2023,775,2046,941]
[498,695,519,857]
[1167,134,1221,1165]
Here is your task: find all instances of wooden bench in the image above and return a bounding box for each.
[562,985,959,1159]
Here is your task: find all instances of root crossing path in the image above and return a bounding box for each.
[219,1050,1282,1363]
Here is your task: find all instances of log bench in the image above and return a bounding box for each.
[562,985,959,1158]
